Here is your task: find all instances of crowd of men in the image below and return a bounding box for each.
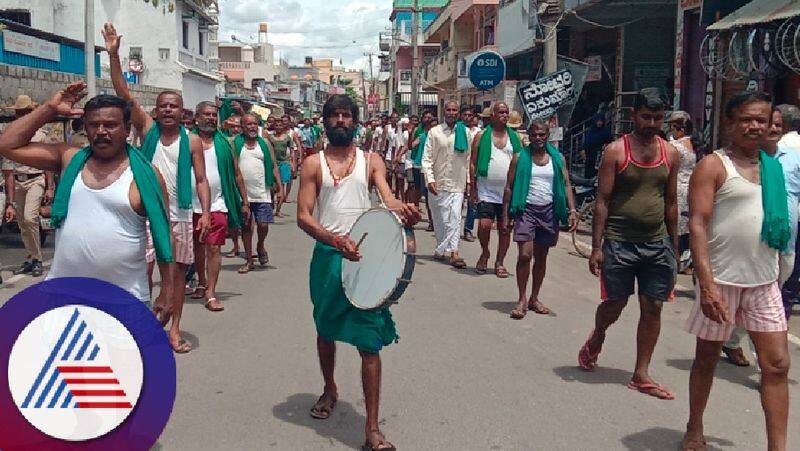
[0,20,797,451]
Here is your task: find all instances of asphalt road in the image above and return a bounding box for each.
[1,202,799,450]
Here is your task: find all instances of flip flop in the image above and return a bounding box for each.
[171,339,192,354]
[510,308,526,320]
[309,392,337,419]
[578,330,602,371]
[225,251,240,258]
[450,258,467,269]
[627,381,675,400]
[495,266,509,278]
[362,430,396,451]
[258,251,269,266]
[528,300,551,315]
[205,297,225,312]
[722,346,751,367]
[191,286,206,299]
[238,263,254,274]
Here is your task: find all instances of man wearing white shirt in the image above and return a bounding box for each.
[423,101,471,268]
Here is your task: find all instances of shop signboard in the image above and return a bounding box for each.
[468,51,506,91]
[2,30,60,62]
[518,69,576,122]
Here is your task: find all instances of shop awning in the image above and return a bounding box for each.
[399,92,439,106]
[707,0,800,31]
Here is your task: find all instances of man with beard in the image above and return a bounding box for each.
[191,102,249,312]
[104,22,210,353]
[683,92,791,451]
[578,89,680,402]
[297,95,419,451]
[409,111,434,230]
[423,100,471,268]
[0,82,175,316]
[235,113,284,273]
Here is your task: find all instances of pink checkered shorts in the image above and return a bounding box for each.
[146,221,194,265]
[685,281,787,342]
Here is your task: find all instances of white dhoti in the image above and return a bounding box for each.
[429,191,463,256]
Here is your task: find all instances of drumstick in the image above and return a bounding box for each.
[356,232,369,248]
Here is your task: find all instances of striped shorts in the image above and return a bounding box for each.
[146,221,194,265]
[684,281,787,342]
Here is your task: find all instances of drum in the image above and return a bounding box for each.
[341,208,415,310]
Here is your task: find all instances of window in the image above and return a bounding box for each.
[198,31,206,56]
[129,47,142,59]
[182,21,190,49]
[0,10,31,26]
[159,48,170,61]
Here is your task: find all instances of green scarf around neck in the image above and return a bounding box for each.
[211,131,244,229]
[412,127,429,167]
[234,134,276,188]
[51,145,174,263]
[759,149,791,251]
[476,126,523,177]
[454,120,469,152]
[140,124,192,209]
[510,143,568,224]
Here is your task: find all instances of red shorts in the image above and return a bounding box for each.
[193,212,228,246]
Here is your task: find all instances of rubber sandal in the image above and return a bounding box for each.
[681,435,708,451]
[722,346,751,367]
[238,263,253,274]
[451,258,467,269]
[258,251,269,266]
[362,430,396,451]
[495,266,509,278]
[528,301,551,315]
[510,308,526,320]
[578,330,602,371]
[309,393,337,419]
[627,381,675,400]
[191,286,206,299]
[205,297,224,312]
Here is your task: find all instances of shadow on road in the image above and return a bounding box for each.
[552,365,632,385]
[481,301,517,315]
[665,358,798,389]
[620,426,735,450]
[180,330,200,351]
[272,393,364,449]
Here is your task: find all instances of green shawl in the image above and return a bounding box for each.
[476,126,523,177]
[454,120,469,152]
[412,127,429,167]
[760,150,791,251]
[140,124,192,209]
[510,143,568,224]
[212,131,244,229]
[51,145,174,263]
[234,134,276,188]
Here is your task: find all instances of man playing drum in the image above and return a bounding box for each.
[296,95,419,451]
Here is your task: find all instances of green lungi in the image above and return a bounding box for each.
[309,242,398,353]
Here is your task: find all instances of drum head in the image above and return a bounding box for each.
[342,209,406,310]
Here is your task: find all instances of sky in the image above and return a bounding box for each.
[218,0,392,73]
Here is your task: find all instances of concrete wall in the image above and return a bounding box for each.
[0,63,172,111]
[0,0,206,91]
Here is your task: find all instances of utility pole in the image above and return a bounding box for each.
[360,69,369,117]
[85,0,96,97]
[542,1,559,76]
[367,52,375,96]
[409,0,419,116]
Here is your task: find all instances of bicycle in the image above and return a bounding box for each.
[569,175,597,258]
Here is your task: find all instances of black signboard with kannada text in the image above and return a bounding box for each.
[518,69,576,122]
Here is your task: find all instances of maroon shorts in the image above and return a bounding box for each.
[193,212,228,246]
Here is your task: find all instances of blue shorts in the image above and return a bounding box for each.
[278,162,292,184]
[250,202,274,224]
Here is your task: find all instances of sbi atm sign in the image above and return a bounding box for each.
[468,51,506,91]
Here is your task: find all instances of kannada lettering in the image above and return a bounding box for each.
[518,70,575,121]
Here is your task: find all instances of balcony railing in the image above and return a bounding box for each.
[219,61,250,70]
[179,48,210,72]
